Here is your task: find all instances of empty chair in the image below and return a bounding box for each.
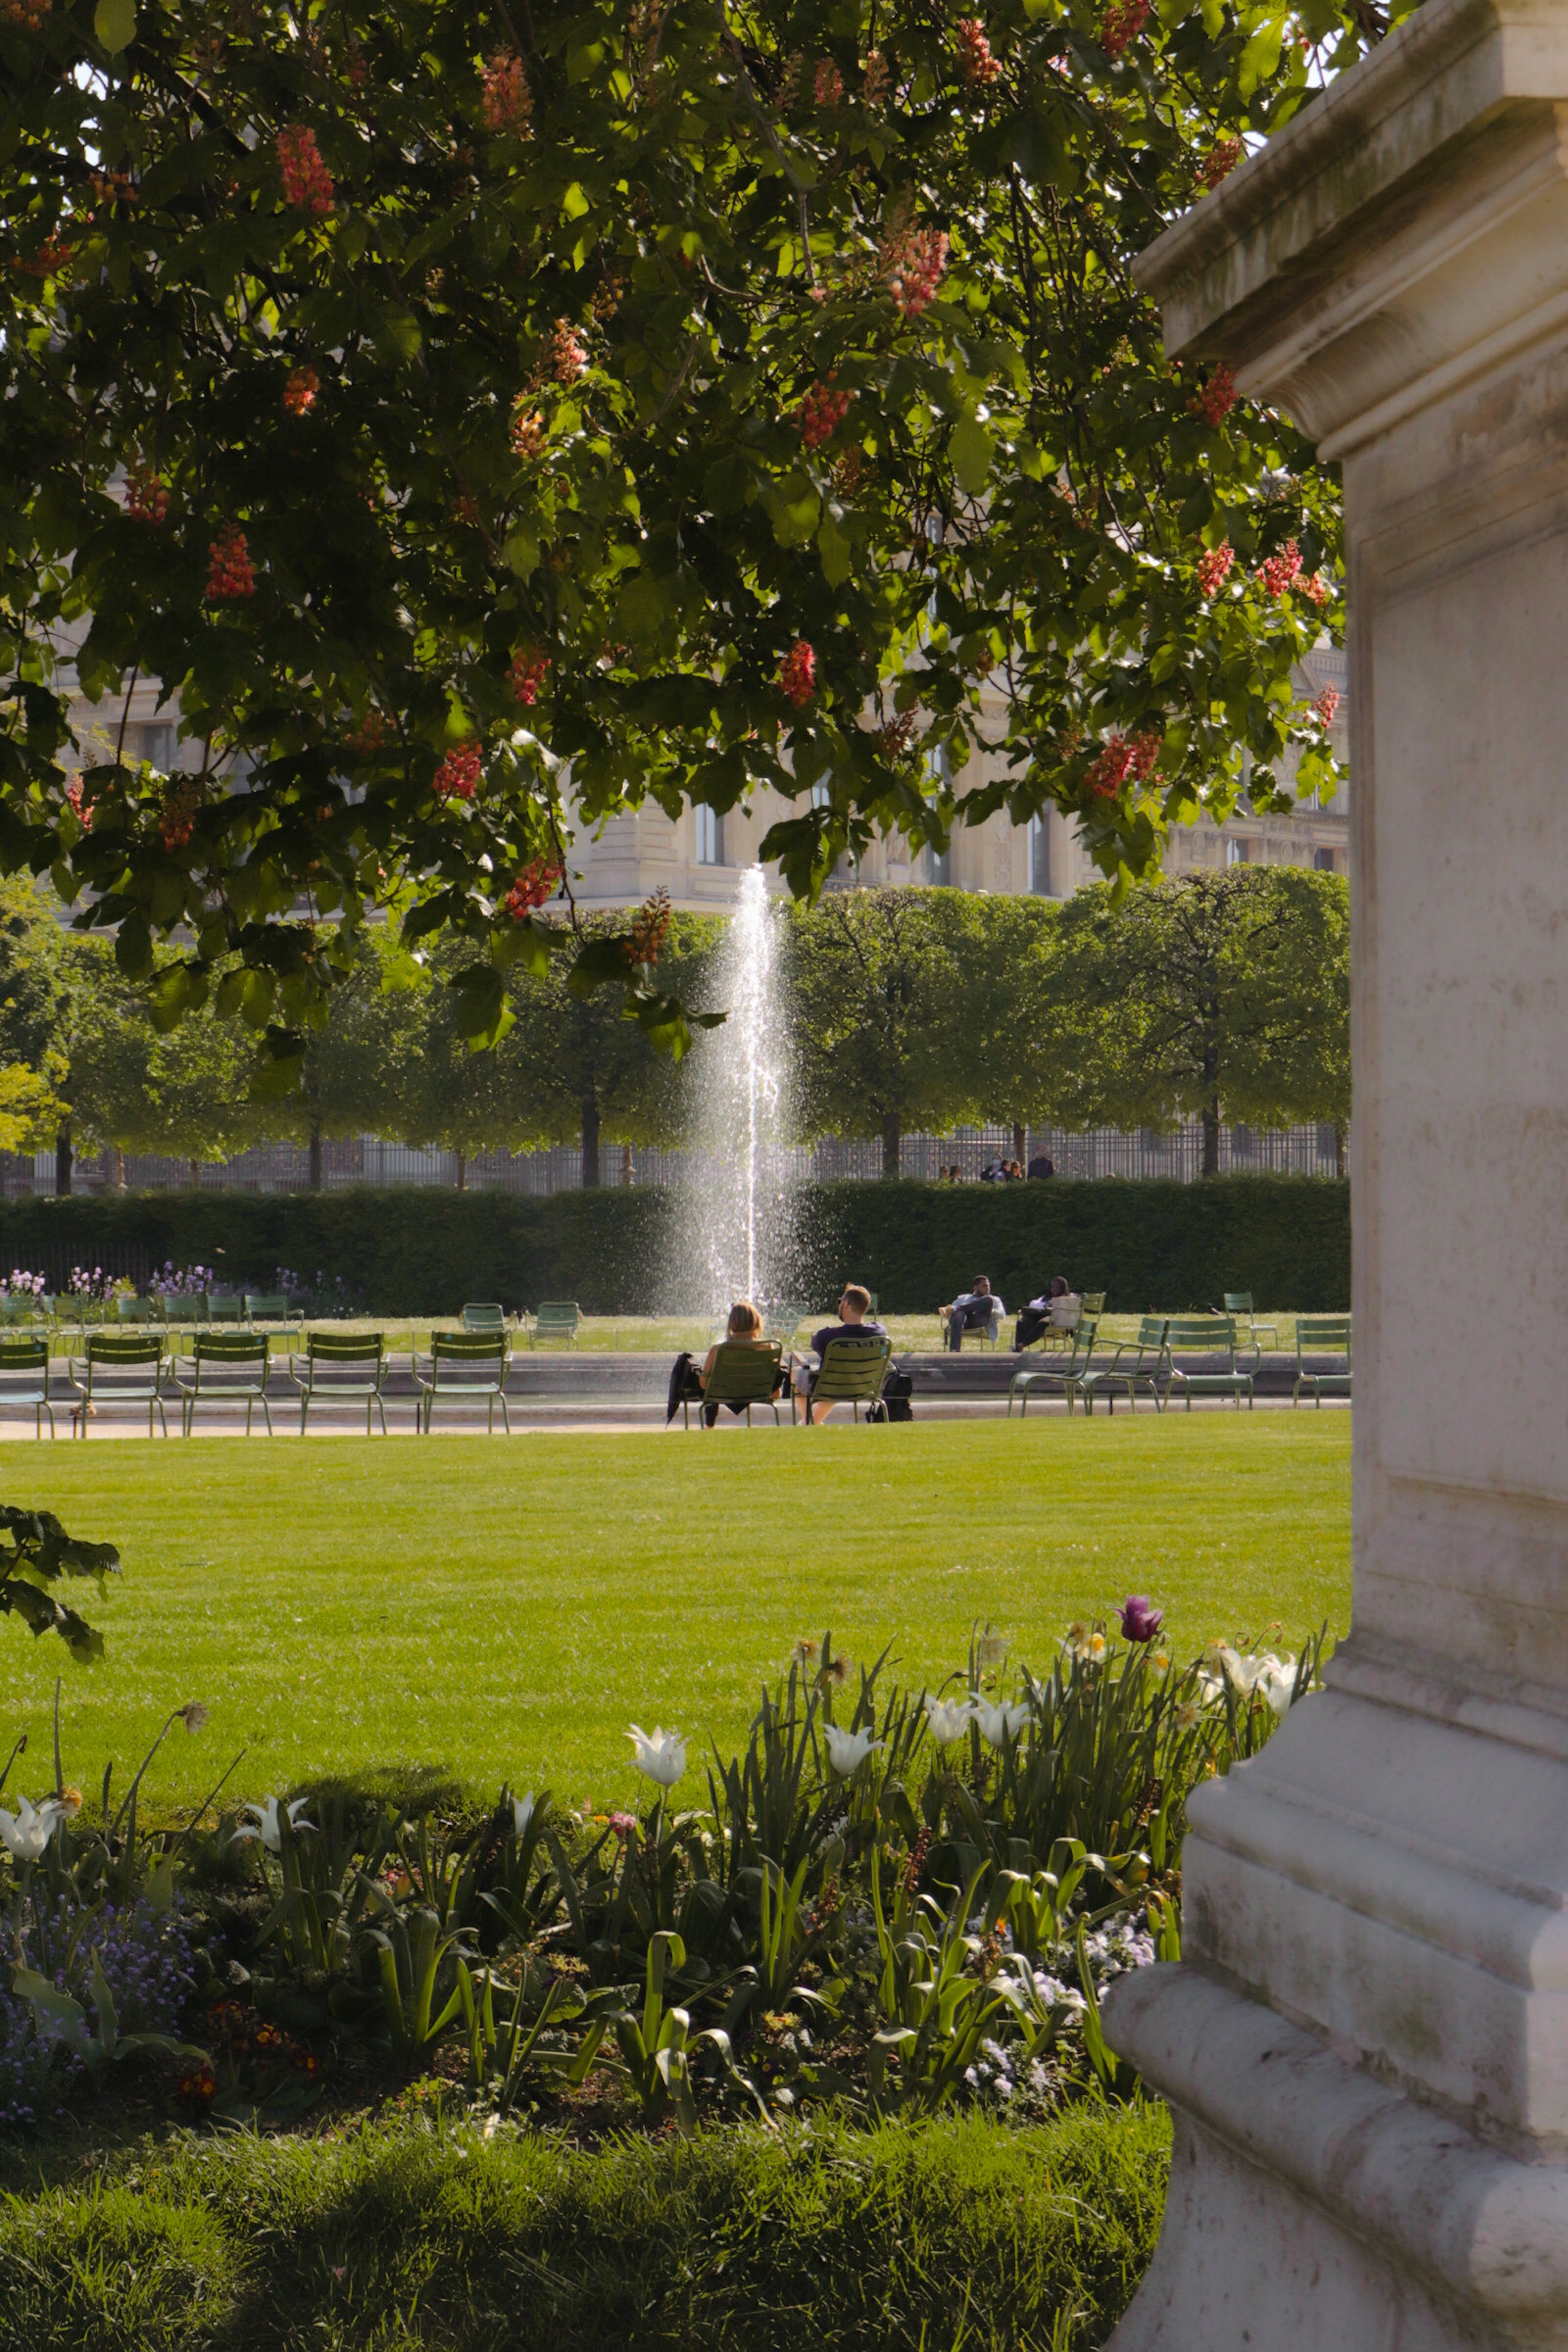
[1076,1318,1170,1417]
[1222,1292,1279,1361]
[531,1302,581,1348]
[798,1333,892,1426]
[158,1293,203,1331]
[291,1332,390,1435]
[115,1294,155,1325]
[1008,1313,1103,1417]
[175,1333,273,1437]
[680,1339,785,1429]
[69,1334,170,1438]
[1294,1315,1352,1406]
[244,1292,301,1330]
[205,1294,244,1326]
[0,1337,55,1438]
[1165,1316,1254,1410]
[414,1331,512,1434]
[461,1302,508,1335]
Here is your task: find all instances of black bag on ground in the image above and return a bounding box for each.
[878,1366,915,1423]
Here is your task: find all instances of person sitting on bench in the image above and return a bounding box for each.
[1015,1276,1079,1352]
[666,1301,782,1425]
[795,1284,887,1425]
[940,1276,1004,1352]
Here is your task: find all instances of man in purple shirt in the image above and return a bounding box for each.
[798,1283,887,1424]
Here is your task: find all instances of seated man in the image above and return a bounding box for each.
[795,1284,887,1424]
[940,1275,1004,1351]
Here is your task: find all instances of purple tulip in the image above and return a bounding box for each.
[1118,1596,1165,1644]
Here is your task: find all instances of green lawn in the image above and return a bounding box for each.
[0,1415,1349,1816]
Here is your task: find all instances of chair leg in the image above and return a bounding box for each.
[262,1395,273,1436]
[499,1394,510,1435]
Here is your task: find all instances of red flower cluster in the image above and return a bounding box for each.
[796,379,852,450]
[347,710,388,755]
[503,857,563,919]
[177,2065,218,2108]
[159,779,200,851]
[1302,570,1333,607]
[1199,138,1242,190]
[876,712,917,762]
[90,169,137,211]
[833,447,865,495]
[957,18,1003,85]
[481,53,533,136]
[126,458,169,524]
[1313,686,1340,726]
[813,59,844,104]
[206,525,255,601]
[64,774,93,832]
[1099,0,1149,57]
[1085,730,1162,798]
[277,126,334,215]
[1192,362,1237,426]
[862,48,889,104]
[549,319,587,382]
[1196,540,1234,597]
[626,888,673,966]
[508,646,551,705]
[510,402,546,459]
[0,0,50,29]
[16,236,74,278]
[882,225,949,318]
[779,640,816,708]
[1257,539,1302,598]
[283,364,319,415]
[432,743,483,801]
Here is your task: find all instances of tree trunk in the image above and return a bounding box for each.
[309,1121,323,1193]
[1202,1098,1222,1177]
[455,1151,467,1192]
[113,1147,126,1190]
[581,1098,601,1190]
[1012,1121,1027,1164]
[55,1124,72,1197]
[880,1110,901,1179]
[621,1143,635,1188]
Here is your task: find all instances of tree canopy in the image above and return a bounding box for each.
[0,0,1368,1084]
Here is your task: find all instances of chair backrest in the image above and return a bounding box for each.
[87,1334,164,1366]
[813,1335,892,1401]
[0,1337,48,1369]
[244,1294,291,1321]
[1080,1291,1106,1316]
[1128,1316,1170,1351]
[206,1295,244,1324]
[702,1340,783,1403]
[193,1334,269,1366]
[159,1294,202,1324]
[462,1303,507,1333]
[430,1333,507,1369]
[1222,1292,1256,1317]
[535,1301,580,1335]
[1166,1316,1237,1358]
[1297,1315,1352,1359]
[0,1296,40,1326]
[1068,1312,1102,1361]
[115,1295,153,1323]
[308,1333,383,1363]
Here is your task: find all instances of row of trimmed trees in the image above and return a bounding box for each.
[0,867,1348,1188]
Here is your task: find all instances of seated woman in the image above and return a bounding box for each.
[665,1301,780,1425]
[1014,1275,1080,1352]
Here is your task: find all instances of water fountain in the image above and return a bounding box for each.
[672,866,806,1317]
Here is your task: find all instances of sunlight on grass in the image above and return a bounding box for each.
[0,1416,1349,1813]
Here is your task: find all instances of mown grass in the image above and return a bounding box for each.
[0,1414,1349,1812]
[0,2100,1170,2352]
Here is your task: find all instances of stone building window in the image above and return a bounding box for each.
[694,804,725,866]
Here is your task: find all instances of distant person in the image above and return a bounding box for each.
[1015,1275,1079,1352]
[1027,1152,1056,1180]
[948,1163,965,1183]
[936,1165,955,1185]
[666,1300,781,1426]
[1004,1158,1025,1182]
[796,1284,887,1424]
[941,1275,1004,1351]
[980,1158,1006,1184]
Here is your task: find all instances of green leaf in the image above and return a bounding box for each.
[94,0,135,50]
[616,571,666,644]
[765,474,820,549]
[950,416,995,496]
[818,509,852,587]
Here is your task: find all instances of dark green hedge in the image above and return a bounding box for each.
[0,1174,1348,1315]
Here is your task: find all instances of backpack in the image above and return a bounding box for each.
[875,1366,915,1423]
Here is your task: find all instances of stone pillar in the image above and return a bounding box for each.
[1104,2,1568,2343]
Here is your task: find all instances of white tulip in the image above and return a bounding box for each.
[923,1696,973,1745]
[511,1791,537,1837]
[1258,1660,1298,1716]
[0,1794,65,1863]
[235,1795,315,1851]
[973,1700,1031,1749]
[823,1723,883,1777]
[627,1724,687,1787]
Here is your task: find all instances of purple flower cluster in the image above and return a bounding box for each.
[0,1892,195,2135]
[0,1269,46,1297]
[154,1261,215,1297]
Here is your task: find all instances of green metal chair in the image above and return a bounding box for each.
[414,1332,512,1434]
[114,1294,155,1325]
[244,1292,302,1329]
[682,1340,785,1428]
[531,1301,581,1348]
[1166,1316,1254,1410]
[68,1334,169,1438]
[1008,1313,1103,1415]
[0,1337,55,1437]
[1222,1292,1279,1361]
[206,1294,244,1326]
[292,1333,390,1435]
[1294,1315,1352,1406]
[798,1334,892,1425]
[1076,1317,1170,1416]
[461,1302,509,1335]
[174,1333,273,1436]
[158,1293,204,1332]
